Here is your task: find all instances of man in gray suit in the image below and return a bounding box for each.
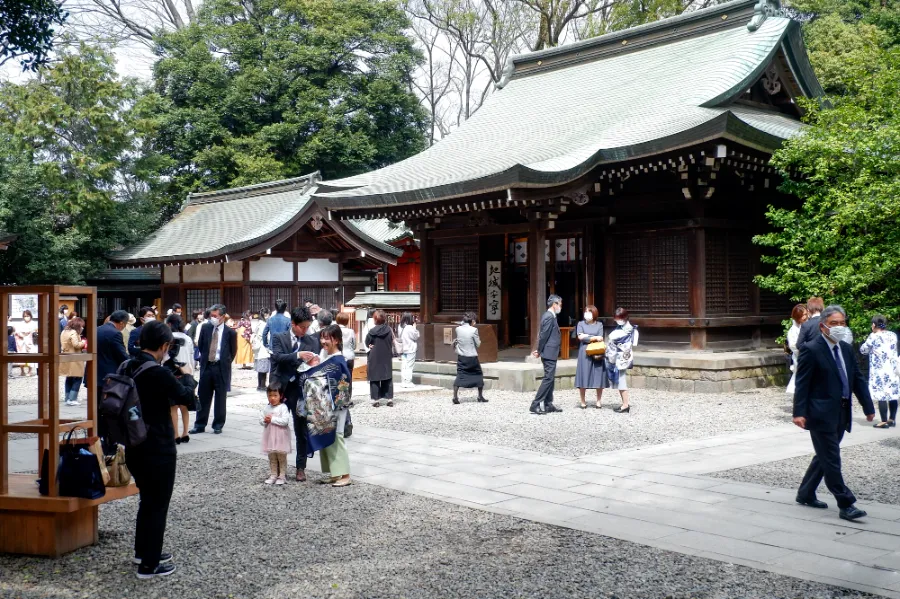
[531,294,563,415]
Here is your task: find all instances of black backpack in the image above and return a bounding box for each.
[100,360,157,448]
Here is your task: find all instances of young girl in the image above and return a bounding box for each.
[260,381,292,485]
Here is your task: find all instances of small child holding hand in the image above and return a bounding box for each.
[260,381,292,485]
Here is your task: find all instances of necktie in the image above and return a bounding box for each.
[293,339,300,353]
[208,325,219,363]
[833,345,850,399]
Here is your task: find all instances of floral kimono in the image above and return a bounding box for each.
[295,353,351,456]
[606,322,635,387]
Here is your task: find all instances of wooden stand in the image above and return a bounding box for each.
[0,286,137,557]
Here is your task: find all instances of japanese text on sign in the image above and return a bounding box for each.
[486,261,501,320]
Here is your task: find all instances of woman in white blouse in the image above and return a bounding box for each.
[785,304,808,394]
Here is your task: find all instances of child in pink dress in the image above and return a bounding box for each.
[260,382,292,485]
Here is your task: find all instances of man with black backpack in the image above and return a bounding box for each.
[115,321,196,579]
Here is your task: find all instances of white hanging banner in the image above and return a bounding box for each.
[486,261,502,320]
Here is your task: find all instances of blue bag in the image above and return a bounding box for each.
[57,430,107,499]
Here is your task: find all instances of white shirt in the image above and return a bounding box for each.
[822,333,849,396]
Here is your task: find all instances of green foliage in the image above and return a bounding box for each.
[0,44,165,284]
[0,0,67,70]
[143,0,427,198]
[754,47,900,334]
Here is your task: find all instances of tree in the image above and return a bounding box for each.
[0,44,163,284]
[143,0,427,198]
[1,0,67,69]
[754,48,900,334]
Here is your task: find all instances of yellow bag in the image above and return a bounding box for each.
[105,444,132,487]
[586,341,606,356]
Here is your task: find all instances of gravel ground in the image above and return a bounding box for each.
[346,384,796,457]
[711,436,900,506]
[0,451,874,599]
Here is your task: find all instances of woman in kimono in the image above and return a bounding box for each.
[606,307,636,414]
[297,324,352,487]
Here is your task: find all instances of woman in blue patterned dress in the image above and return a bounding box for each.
[859,314,899,428]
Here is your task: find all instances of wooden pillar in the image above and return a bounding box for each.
[242,261,250,313]
[602,234,615,317]
[583,226,596,309]
[689,227,707,350]
[419,227,433,324]
[528,220,546,351]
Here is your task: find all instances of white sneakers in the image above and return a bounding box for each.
[265,476,286,485]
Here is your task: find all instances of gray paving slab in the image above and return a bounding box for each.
[361,472,515,505]
[750,530,891,562]
[492,483,590,505]
[565,511,688,541]
[774,551,900,589]
[664,530,796,564]
[628,471,724,489]
[431,471,516,490]
[565,462,641,477]
[638,483,731,504]
[840,531,900,552]
[492,471,588,489]
[489,496,598,523]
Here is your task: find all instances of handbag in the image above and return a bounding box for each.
[105,444,132,487]
[39,430,109,494]
[391,328,402,357]
[586,341,606,356]
[56,429,107,499]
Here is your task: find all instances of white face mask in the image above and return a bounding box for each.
[142,315,155,323]
[209,317,220,327]
[615,319,626,326]
[583,312,593,322]
[824,324,852,344]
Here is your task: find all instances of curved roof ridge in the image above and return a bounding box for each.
[188,171,321,205]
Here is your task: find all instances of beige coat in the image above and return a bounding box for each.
[59,329,86,377]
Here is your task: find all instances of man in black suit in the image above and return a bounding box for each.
[97,310,130,446]
[793,304,875,521]
[796,296,824,351]
[270,307,320,482]
[191,304,237,434]
[530,294,563,415]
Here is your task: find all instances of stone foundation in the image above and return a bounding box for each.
[393,350,789,394]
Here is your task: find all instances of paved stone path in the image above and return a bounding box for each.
[8,394,900,598]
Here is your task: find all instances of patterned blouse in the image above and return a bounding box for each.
[860,331,900,403]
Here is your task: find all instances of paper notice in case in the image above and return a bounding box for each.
[443,327,453,345]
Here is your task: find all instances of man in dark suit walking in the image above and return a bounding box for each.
[796,296,824,351]
[191,304,237,435]
[531,294,563,415]
[270,307,320,482]
[793,304,875,521]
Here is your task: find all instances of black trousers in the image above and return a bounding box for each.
[533,358,557,409]
[370,379,393,400]
[128,453,176,569]
[798,423,856,509]
[196,362,228,431]
[284,381,308,470]
[346,359,354,401]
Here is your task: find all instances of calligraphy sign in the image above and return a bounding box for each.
[486,261,501,320]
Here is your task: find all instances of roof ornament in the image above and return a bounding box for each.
[311,214,324,231]
[495,56,516,90]
[747,0,783,32]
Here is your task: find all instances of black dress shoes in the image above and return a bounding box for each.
[544,404,563,414]
[840,505,867,521]
[796,496,828,509]
[188,427,204,434]
[529,406,545,415]
[213,429,223,435]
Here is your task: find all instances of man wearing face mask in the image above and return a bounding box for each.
[531,294,563,415]
[128,306,156,358]
[191,304,237,435]
[793,305,875,521]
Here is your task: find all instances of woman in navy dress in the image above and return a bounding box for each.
[575,305,607,409]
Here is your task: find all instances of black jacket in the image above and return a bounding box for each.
[197,322,237,387]
[128,325,143,359]
[365,324,394,381]
[270,331,320,388]
[125,352,196,456]
[97,322,129,383]
[796,315,821,351]
[793,335,874,433]
[537,310,561,360]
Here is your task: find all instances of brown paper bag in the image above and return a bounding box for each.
[105,444,131,487]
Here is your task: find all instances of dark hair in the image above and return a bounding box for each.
[584,305,599,321]
[7,325,13,336]
[209,304,226,317]
[59,304,68,313]
[373,309,386,325]
[872,314,888,330]
[192,309,202,319]
[463,311,477,325]
[791,304,808,323]
[109,309,129,324]
[614,307,630,321]
[139,320,174,351]
[806,297,825,313]
[317,309,333,326]
[165,314,183,332]
[291,306,312,325]
[320,324,343,351]
[367,308,376,318]
[64,317,85,332]
[547,294,562,308]
[821,305,847,323]
[138,306,154,319]
[275,299,287,313]
[303,298,314,305]
[335,312,350,326]
[22,310,32,319]
[266,380,284,396]
[400,312,415,327]
[173,303,182,311]
[203,309,210,319]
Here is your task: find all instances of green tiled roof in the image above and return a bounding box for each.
[346,292,419,309]
[110,173,401,264]
[346,219,412,245]
[314,0,820,210]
